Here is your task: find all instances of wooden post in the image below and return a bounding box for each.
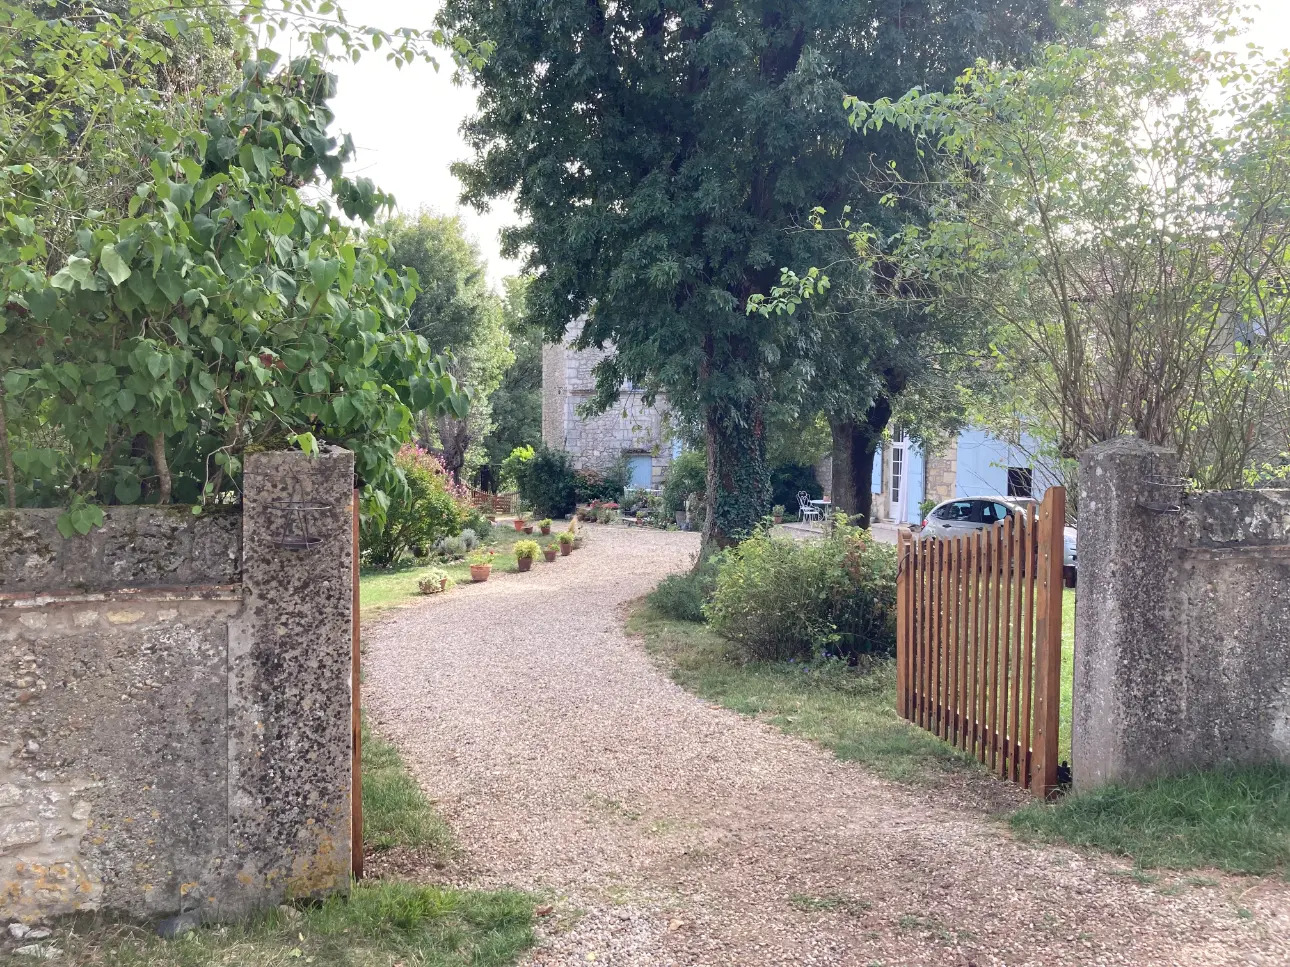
[351,489,364,879]
[1031,487,1066,797]
[896,531,910,719]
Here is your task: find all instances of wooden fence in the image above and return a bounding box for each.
[895,488,1066,796]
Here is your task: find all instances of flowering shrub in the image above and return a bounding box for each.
[361,446,467,568]
[705,518,897,660]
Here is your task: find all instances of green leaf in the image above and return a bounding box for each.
[100,247,132,285]
[114,477,142,504]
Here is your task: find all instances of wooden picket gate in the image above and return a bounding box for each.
[895,488,1066,797]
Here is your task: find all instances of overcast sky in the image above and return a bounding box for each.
[317,1,1290,290]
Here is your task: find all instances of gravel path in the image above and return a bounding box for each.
[365,525,1290,966]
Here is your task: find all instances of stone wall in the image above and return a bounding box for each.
[1073,437,1290,790]
[1,448,354,924]
[542,318,672,486]
[923,438,958,505]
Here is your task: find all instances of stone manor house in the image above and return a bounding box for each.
[541,318,676,489]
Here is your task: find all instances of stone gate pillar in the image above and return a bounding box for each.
[226,446,355,910]
[1073,437,1185,791]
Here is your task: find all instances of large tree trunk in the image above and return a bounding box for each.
[702,395,771,551]
[433,413,471,485]
[828,395,893,529]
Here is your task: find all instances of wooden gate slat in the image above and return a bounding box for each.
[1008,509,1025,782]
[1032,488,1066,798]
[1019,503,1037,787]
[976,528,989,764]
[947,537,960,745]
[919,534,928,728]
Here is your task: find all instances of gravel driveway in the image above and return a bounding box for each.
[365,525,1290,966]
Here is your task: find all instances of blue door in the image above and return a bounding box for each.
[627,454,653,489]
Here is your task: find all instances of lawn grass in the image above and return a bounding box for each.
[629,604,979,784]
[31,723,536,966]
[1011,764,1290,877]
[362,720,454,854]
[361,526,539,617]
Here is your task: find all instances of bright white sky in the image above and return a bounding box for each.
[308,1,1290,291]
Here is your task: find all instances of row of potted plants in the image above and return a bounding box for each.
[469,530,577,581]
[511,514,554,535]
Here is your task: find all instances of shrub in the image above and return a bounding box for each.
[459,528,479,551]
[649,557,720,623]
[557,531,574,546]
[513,539,540,561]
[705,520,897,661]
[436,535,467,559]
[362,447,467,569]
[514,445,578,518]
[663,450,707,516]
[573,458,629,504]
[500,445,535,492]
[462,509,494,541]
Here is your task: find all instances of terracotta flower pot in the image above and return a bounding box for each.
[543,548,557,562]
[773,515,783,524]
[560,543,572,556]
[541,525,551,535]
[470,565,491,582]
[517,557,533,572]
[523,525,534,534]
[512,518,525,532]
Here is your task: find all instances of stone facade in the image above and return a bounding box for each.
[1074,437,1290,790]
[542,319,672,487]
[922,437,958,506]
[0,448,355,923]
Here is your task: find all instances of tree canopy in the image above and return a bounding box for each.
[792,6,1290,488]
[439,0,1072,543]
[380,210,511,482]
[0,1,483,529]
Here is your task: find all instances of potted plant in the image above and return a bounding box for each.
[523,523,535,534]
[514,539,540,572]
[512,513,526,532]
[468,550,496,582]
[542,543,558,562]
[539,518,552,535]
[772,504,785,524]
[558,531,574,556]
[417,568,450,595]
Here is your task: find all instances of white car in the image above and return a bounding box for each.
[919,496,1077,573]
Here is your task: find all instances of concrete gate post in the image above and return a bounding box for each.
[1073,437,1184,791]
[226,446,356,908]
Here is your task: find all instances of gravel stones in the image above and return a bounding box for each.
[365,525,1290,966]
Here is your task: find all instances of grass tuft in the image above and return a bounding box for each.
[362,720,454,854]
[1011,764,1290,877]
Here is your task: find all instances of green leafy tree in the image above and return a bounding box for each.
[0,2,487,525]
[380,210,512,482]
[804,7,1290,488]
[438,0,1077,546]
[742,1,1089,525]
[482,275,542,473]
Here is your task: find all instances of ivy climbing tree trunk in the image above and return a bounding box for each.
[829,394,893,529]
[703,393,771,550]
